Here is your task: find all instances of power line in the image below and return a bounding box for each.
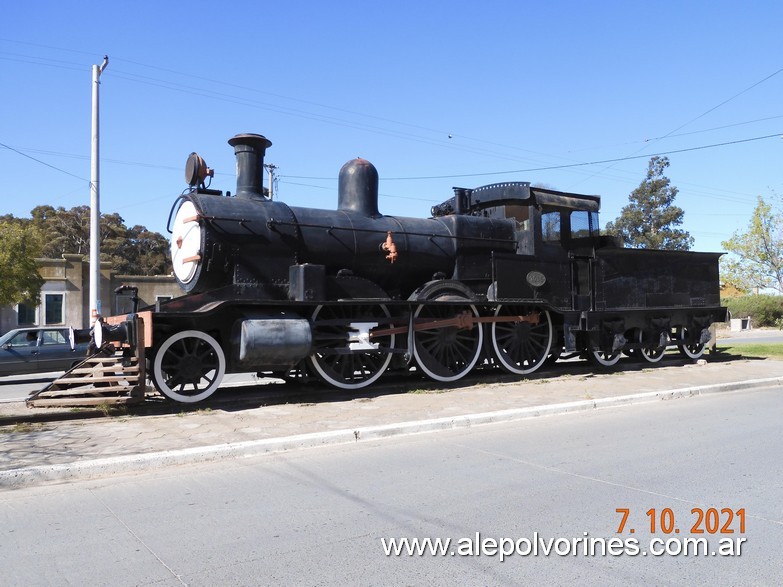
[284,133,782,181]
[0,51,84,72]
[107,69,554,168]
[662,67,783,139]
[4,129,777,206]
[8,145,185,173]
[0,141,88,181]
[5,40,767,190]
[0,37,97,58]
[567,65,783,188]
[644,114,783,142]
[4,138,762,208]
[2,39,779,205]
[565,114,783,154]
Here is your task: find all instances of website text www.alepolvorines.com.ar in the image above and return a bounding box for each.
[381,532,746,562]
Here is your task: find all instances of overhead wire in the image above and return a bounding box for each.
[1,50,661,192]
[0,42,766,188]
[564,114,783,153]
[567,65,783,187]
[0,141,88,181]
[659,66,783,139]
[286,133,781,181]
[5,37,775,168]
[1,39,779,211]
[4,136,766,206]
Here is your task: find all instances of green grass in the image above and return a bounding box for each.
[720,343,783,360]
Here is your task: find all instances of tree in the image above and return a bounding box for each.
[721,195,783,294]
[111,225,171,276]
[0,219,44,306]
[604,156,693,250]
[29,205,172,275]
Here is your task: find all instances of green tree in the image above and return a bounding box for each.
[29,205,172,276]
[604,156,693,250]
[0,219,45,306]
[32,205,127,258]
[111,225,171,275]
[721,195,783,293]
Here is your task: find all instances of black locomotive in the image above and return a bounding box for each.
[130,132,725,402]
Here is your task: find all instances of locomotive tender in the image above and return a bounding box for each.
[128,132,725,402]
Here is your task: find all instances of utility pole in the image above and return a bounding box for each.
[265,163,277,199]
[89,55,108,326]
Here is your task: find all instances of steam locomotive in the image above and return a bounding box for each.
[123,132,725,403]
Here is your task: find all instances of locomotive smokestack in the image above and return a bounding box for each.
[228,133,272,200]
[338,158,380,217]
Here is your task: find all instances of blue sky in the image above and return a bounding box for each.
[2,0,781,254]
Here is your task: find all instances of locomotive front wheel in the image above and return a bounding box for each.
[308,304,396,390]
[491,305,553,375]
[151,330,226,403]
[413,299,483,382]
[676,325,706,359]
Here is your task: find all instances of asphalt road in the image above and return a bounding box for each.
[717,325,783,346]
[720,334,783,345]
[1,386,779,585]
[0,372,56,402]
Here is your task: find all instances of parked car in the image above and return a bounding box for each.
[0,327,90,377]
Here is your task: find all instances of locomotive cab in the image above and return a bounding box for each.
[538,205,601,312]
[433,183,603,312]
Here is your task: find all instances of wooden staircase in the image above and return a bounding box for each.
[27,318,148,408]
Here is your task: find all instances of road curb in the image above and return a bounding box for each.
[2,376,780,490]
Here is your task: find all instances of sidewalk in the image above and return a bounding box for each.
[2,357,783,489]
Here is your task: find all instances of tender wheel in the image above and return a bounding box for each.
[676,325,706,359]
[638,329,666,363]
[588,348,621,367]
[151,330,226,403]
[413,299,483,382]
[308,304,396,390]
[491,305,553,375]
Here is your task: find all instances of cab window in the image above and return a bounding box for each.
[542,211,561,242]
[571,210,599,239]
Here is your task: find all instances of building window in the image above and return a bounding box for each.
[17,302,37,325]
[44,294,64,325]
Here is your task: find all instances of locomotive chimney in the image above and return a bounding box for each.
[228,133,273,200]
[338,158,380,217]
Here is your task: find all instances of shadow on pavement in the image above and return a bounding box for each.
[0,348,764,425]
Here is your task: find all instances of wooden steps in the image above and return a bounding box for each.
[27,318,149,408]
